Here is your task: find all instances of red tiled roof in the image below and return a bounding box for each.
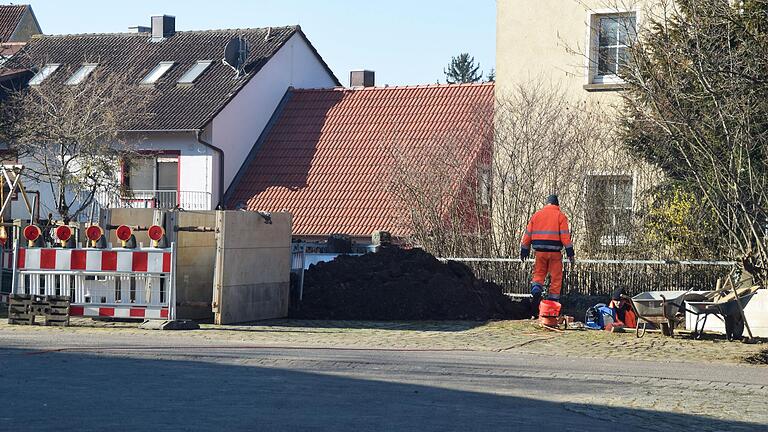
[0,5,26,43]
[226,82,494,238]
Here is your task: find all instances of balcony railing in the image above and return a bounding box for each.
[94,190,212,210]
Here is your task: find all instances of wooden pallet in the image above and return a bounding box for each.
[8,294,70,326]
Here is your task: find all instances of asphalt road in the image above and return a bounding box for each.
[1,330,767,431]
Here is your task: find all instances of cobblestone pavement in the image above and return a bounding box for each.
[0,318,764,364]
[1,324,767,431]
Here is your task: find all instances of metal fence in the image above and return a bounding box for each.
[439,257,735,297]
[94,190,212,210]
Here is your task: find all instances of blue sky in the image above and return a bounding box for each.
[27,0,496,86]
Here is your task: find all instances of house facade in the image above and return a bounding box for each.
[495,0,658,255]
[5,15,338,220]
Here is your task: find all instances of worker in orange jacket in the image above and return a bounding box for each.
[520,195,575,306]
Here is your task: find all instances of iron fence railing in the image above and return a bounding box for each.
[94,190,212,210]
[439,257,735,297]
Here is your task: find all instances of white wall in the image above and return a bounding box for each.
[211,33,338,193]
[123,132,214,202]
[7,132,214,220]
[6,32,336,220]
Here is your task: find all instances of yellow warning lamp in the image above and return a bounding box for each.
[85,225,104,248]
[147,225,165,248]
[55,225,73,247]
[0,226,7,247]
[23,225,41,247]
[115,225,133,248]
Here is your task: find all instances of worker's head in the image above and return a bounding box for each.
[546,194,559,206]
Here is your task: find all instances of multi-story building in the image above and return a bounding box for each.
[4,14,338,220]
[495,0,654,254]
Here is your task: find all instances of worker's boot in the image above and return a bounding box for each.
[530,284,543,318]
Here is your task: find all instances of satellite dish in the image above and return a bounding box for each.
[223,35,250,77]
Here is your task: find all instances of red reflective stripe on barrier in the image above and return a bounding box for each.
[70,306,84,316]
[101,251,117,271]
[40,249,56,269]
[132,252,148,272]
[161,308,169,318]
[130,308,145,318]
[70,250,87,270]
[99,307,114,317]
[162,252,171,273]
[17,248,25,268]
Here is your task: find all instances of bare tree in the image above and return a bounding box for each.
[0,64,151,222]
[390,83,665,259]
[389,120,493,257]
[619,0,768,278]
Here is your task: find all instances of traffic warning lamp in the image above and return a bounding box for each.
[147,225,165,248]
[85,225,104,247]
[115,225,133,248]
[23,225,41,247]
[55,225,72,247]
[0,226,7,247]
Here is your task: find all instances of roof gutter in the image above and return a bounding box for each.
[195,130,225,210]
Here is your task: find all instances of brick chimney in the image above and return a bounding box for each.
[151,15,175,40]
[350,70,375,88]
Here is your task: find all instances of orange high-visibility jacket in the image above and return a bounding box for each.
[521,204,574,257]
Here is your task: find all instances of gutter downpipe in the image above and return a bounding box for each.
[195,130,225,210]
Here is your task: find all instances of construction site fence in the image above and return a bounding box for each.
[438,257,735,297]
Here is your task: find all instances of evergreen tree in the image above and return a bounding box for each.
[485,68,496,83]
[443,53,482,84]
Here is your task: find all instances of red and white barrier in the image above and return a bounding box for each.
[17,248,171,273]
[12,244,177,321]
[69,305,169,319]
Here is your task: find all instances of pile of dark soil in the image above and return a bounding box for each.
[290,247,531,321]
[744,349,768,365]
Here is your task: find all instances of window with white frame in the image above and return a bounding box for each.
[140,61,175,85]
[124,155,179,208]
[589,13,636,84]
[177,60,213,84]
[65,63,98,85]
[28,63,61,85]
[586,175,633,247]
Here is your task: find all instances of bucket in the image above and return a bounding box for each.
[539,300,561,327]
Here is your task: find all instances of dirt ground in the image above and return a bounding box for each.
[1,317,764,365]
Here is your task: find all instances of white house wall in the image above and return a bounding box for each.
[7,33,335,220]
[123,132,214,206]
[211,33,337,192]
[8,132,214,221]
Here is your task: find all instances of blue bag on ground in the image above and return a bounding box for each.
[585,304,615,330]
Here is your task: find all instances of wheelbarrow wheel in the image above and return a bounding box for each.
[636,320,647,338]
[725,314,744,341]
[661,322,673,337]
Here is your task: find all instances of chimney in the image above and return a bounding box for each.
[128,26,151,33]
[350,70,375,88]
[151,15,176,40]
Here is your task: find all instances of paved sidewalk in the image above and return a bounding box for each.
[0,319,763,364]
[0,327,766,431]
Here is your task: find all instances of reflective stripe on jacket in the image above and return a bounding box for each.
[520,204,574,257]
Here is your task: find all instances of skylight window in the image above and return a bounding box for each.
[177,60,213,85]
[28,63,61,85]
[140,61,175,85]
[65,63,98,85]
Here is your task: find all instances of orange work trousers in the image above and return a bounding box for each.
[532,251,563,298]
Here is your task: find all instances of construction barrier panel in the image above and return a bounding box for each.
[12,244,176,320]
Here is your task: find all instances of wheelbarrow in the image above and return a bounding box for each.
[629,290,699,338]
[686,285,760,341]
